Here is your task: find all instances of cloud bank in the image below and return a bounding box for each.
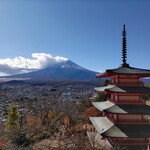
[0,53,68,76]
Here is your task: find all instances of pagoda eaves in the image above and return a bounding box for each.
[93,101,150,114]
[106,86,150,94]
[90,117,150,138]
[96,66,150,78]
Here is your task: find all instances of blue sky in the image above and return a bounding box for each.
[0,0,150,74]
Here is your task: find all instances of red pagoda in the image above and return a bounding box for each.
[90,25,150,150]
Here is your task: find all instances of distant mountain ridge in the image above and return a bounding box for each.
[2,60,98,81]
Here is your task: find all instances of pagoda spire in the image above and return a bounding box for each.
[121,24,129,67]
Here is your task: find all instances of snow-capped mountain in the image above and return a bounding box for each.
[4,60,98,81]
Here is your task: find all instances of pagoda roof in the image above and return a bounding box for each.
[90,117,150,138]
[89,117,115,134]
[105,104,150,114]
[94,85,115,92]
[92,101,115,112]
[106,104,150,114]
[106,86,150,93]
[96,66,150,78]
[90,117,127,137]
[103,124,150,138]
[93,101,150,114]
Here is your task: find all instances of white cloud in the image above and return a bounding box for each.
[0,53,68,76]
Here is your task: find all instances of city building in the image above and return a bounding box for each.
[90,25,150,150]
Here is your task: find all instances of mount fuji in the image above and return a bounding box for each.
[3,60,98,81]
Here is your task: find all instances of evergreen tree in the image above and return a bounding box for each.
[5,105,20,141]
[6,105,19,129]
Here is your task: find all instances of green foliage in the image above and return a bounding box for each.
[103,79,111,86]
[81,98,92,107]
[142,94,150,101]
[81,93,107,108]
[5,105,21,145]
[6,105,19,130]
[94,93,107,102]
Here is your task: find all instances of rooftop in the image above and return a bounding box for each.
[106,104,150,114]
[94,85,115,92]
[96,66,150,78]
[93,101,150,114]
[103,124,150,138]
[106,86,150,93]
[90,117,150,138]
